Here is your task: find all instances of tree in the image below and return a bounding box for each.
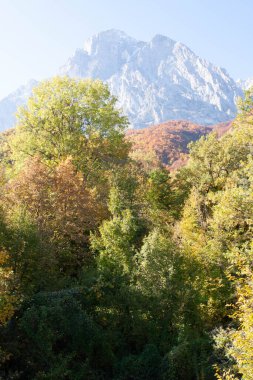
[4,156,105,279]
[91,207,138,278]
[135,229,184,347]
[0,249,15,326]
[10,76,130,179]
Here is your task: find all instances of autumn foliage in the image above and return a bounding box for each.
[127,120,232,170]
[0,77,252,380]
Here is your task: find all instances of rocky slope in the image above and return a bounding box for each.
[237,78,253,90]
[61,30,242,128]
[0,30,244,131]
[0,80,38,131]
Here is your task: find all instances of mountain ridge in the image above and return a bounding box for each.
[0,29,250,131]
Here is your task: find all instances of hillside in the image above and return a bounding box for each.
[0,119,232,171]
[127,120,232,168]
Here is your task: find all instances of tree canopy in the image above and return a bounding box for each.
[10,76,130,177]
[1,79,253,379]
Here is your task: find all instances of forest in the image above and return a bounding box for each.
[0,76,252,379]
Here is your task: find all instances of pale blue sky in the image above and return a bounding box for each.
[0,0,252,99]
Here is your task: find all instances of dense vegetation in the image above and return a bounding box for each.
[0,77,252,379]
[126,120,232,170]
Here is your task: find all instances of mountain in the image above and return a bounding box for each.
[0,30,246,131]
[0,80,38,131]
[126,120,232,169]
[61,30,242,128]
[237,78,253,90]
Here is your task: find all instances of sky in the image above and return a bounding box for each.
[0,0,253,99]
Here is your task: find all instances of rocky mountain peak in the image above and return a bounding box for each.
[0,30,247,131]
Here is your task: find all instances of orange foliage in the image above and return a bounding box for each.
[5,156,103,246]
[0,250,15,325]
[126,120,232,170]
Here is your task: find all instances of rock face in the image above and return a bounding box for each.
[0,80,38,131]
[61,30,242,128]
[237,78,253,90]
[0,30,246,131]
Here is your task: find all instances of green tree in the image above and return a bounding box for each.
[10,76,130,179]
